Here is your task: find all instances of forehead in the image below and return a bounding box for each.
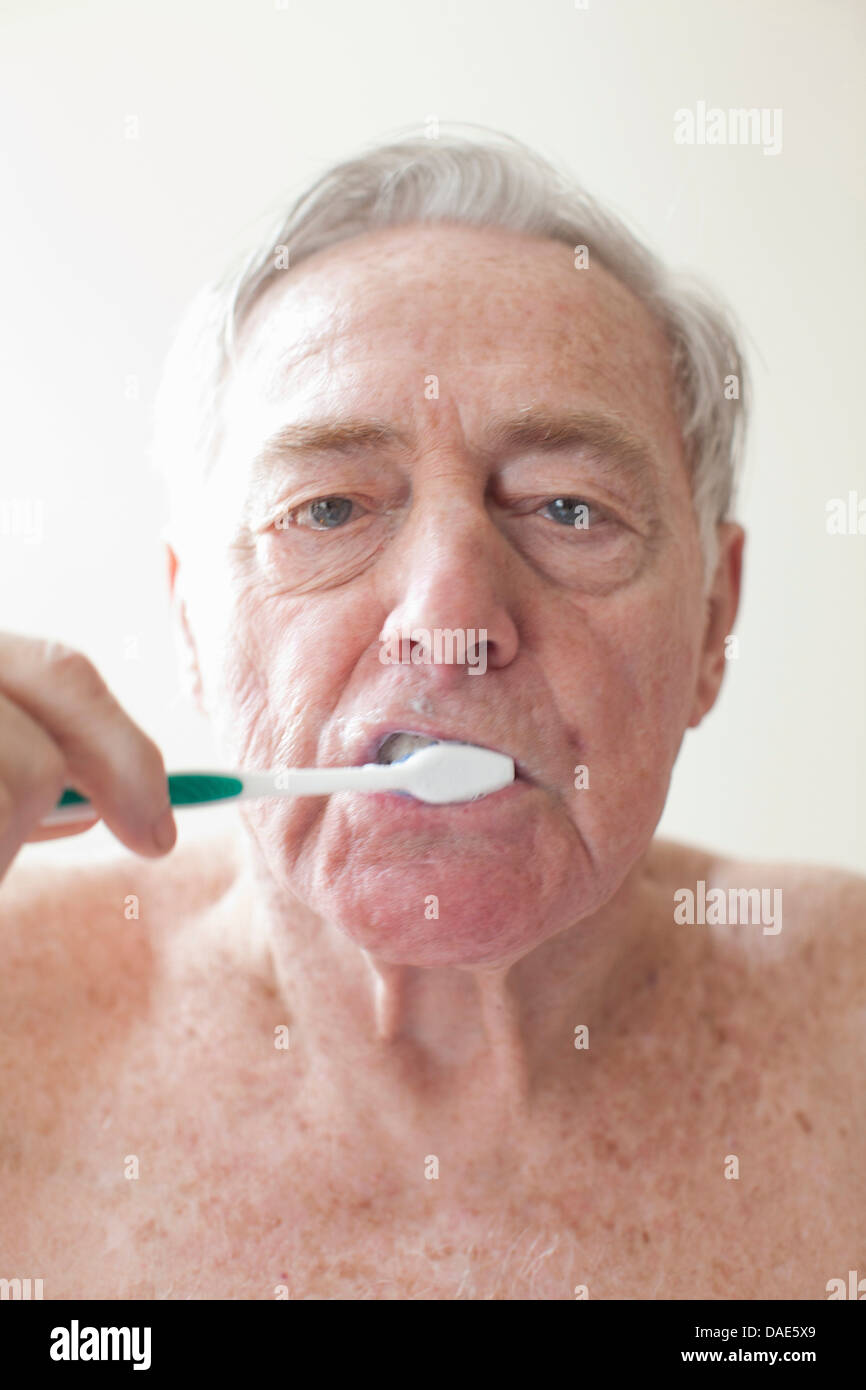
[225,222,684,465]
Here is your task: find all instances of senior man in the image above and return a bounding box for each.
[1,128,863,1301]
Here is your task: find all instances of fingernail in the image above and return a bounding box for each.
[153,805,177,852]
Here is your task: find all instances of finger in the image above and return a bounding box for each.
[0,634,175,858]
[24,816,102,842]
[0,688,73,878]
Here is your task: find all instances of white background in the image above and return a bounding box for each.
[2,0,863,872]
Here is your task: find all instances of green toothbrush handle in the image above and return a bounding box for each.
[48,773,244,824]
[165,773,244,805]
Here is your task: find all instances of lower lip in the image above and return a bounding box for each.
[351,775,535,817]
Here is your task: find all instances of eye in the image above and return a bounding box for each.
[539,497,609,529]
[275,496,363,531]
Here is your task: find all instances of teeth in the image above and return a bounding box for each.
[375,732,440,765]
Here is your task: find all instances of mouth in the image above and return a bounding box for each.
[367,729,528,780]
[374,731,441,765]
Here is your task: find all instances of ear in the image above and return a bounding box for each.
[164,538,207,717]
[687,522,745,729]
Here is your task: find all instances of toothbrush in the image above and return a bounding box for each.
[40,741,516,827]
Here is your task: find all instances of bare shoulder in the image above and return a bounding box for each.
[709,846,865,968]
[651,834,866,1006]
[0,831,245,1156]
[0,831,241,1016]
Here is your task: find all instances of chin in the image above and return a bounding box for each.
[307,860,599,969]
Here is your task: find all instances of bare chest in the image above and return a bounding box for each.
[3,1037,859,1302]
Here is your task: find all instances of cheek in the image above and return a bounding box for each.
[201,585,371,768]
[564,592,701,850]
[594,549,702,732]
[612,615,699,747]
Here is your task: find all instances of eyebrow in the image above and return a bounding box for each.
[251,418,409,474]
[483,408,659,484]
[250,407,661,498]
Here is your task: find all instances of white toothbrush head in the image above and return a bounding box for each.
[393,740,515,804]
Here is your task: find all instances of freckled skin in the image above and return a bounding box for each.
[3,222,865,1301]
[170,222,740,969]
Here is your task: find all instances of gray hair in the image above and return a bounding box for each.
[152,122,748,586]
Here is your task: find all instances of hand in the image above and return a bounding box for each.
[0,633,176,885]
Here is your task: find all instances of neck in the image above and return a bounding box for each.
[217,828,668,1123]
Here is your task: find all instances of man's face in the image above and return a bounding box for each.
[171,222,733,967]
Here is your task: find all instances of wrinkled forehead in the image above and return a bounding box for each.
[221,223,685,477]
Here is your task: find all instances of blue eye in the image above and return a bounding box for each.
[543,497,598,528]
[277,496,358,530]
[307,497,354,528]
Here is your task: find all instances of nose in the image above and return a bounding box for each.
[375,484,520,680]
